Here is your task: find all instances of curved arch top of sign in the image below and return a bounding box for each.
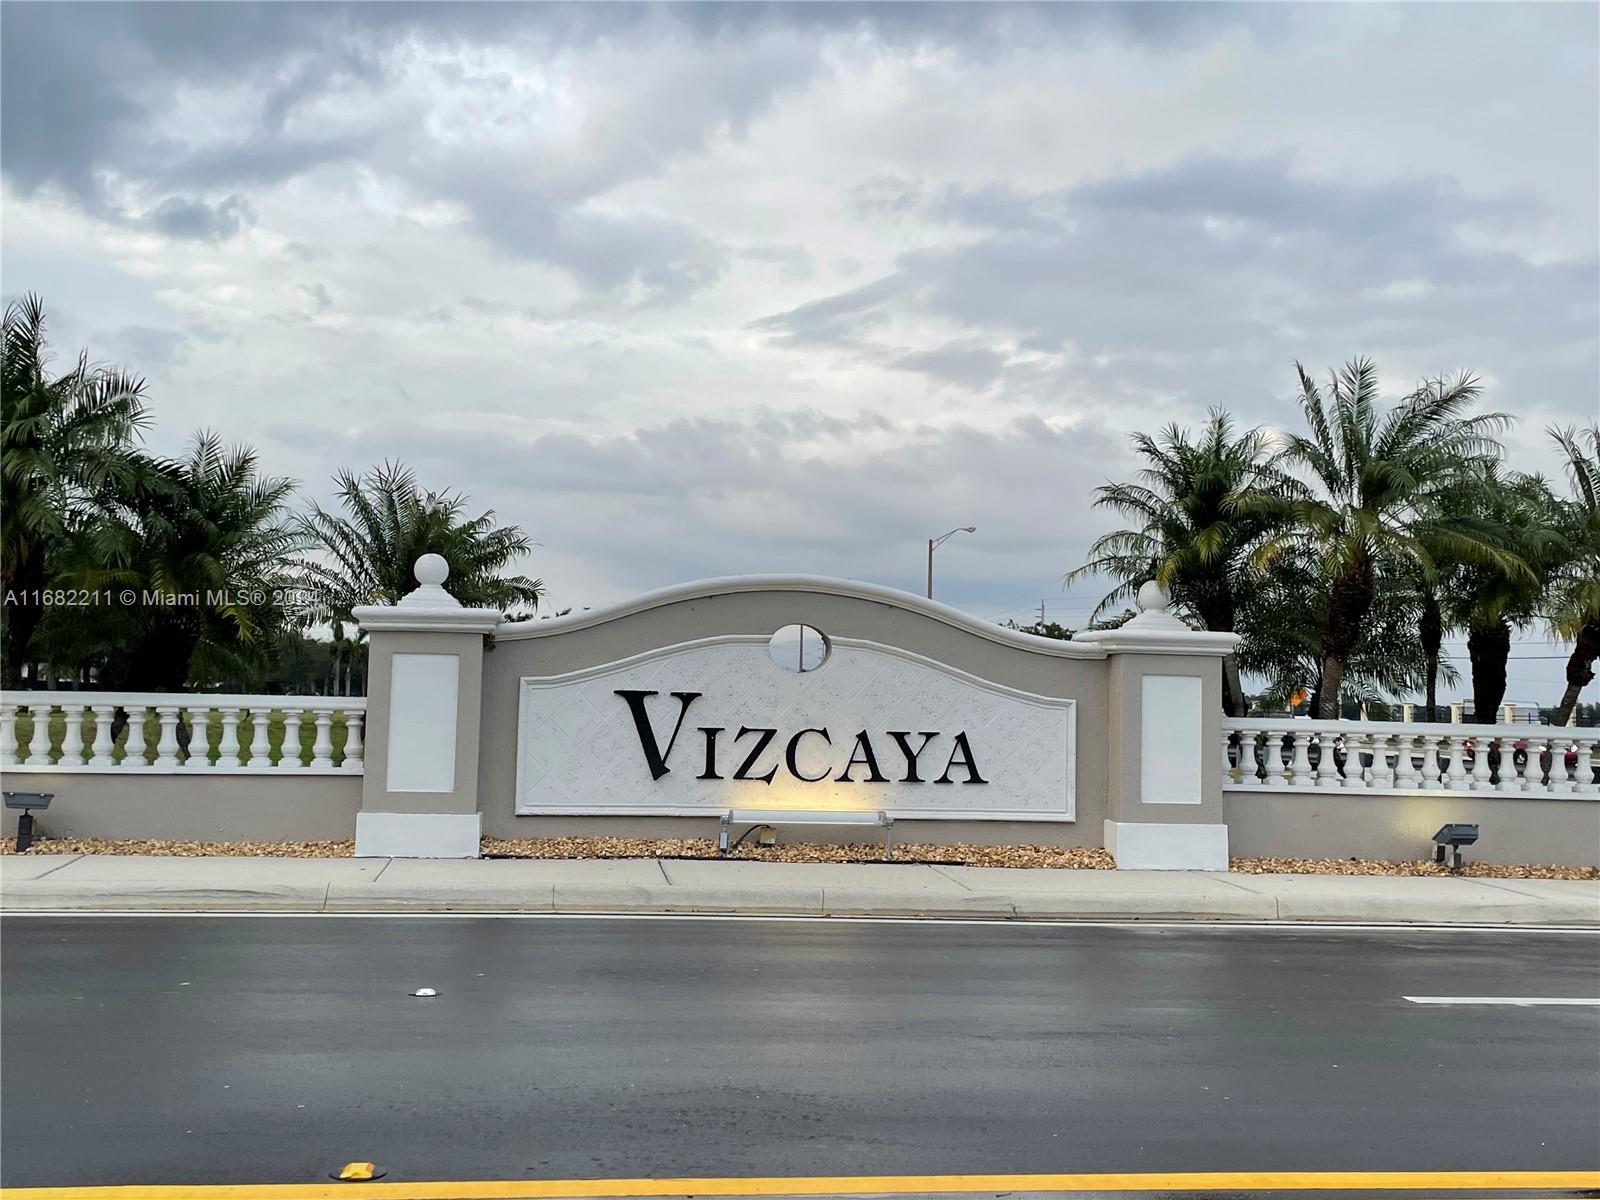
[497,574,1108,660]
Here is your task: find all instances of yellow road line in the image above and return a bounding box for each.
[3,1170,1599,1200]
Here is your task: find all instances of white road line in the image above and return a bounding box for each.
[2,910,1599,934]
[1404,995,1600,1006]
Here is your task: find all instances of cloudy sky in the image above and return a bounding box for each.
[3,1,1597,701]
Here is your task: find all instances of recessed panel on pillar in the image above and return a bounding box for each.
[1140,673,1203,805]
[386,652,460,793]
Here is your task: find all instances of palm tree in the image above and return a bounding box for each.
[297,462,544,633]
[1256,360,1514,718]
[53,433,304,692]
[1,294,149,686]
[1547,424,1600,727]
[1067,409,1276,714]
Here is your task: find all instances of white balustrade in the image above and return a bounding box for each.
[1220,716,1598,800]
[0,692,366,773]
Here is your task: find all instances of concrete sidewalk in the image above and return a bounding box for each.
[3,853,1598,923]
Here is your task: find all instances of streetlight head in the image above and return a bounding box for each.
[961,526,976,533]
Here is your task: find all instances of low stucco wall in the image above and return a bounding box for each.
[1223,789,1600,867]
[0,773,363,843]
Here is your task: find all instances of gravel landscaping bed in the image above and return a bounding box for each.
[3,836,1596,879]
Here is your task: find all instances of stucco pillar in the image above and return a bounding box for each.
[351,555,503,857]
[1078,583,1240,870]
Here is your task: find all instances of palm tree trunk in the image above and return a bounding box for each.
[1222,655,1246,717]
[1551,617,1600,727]
[1,555,48,689]
[1420,591,1442,723]
[1316,655,1345,719]
[1467,619,1512,723]
[1316,559,1374,719]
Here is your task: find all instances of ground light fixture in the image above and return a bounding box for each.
[1432,823,1480,871]
[3,792,53,852]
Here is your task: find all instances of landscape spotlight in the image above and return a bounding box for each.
[1431,823,1479,871]
[4,792,54,853]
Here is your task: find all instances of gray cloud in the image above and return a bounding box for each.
[893,342,1007,391]
[141,193,255,240]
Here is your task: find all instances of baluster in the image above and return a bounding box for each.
[154,706,182,766]
[1576,734,1599,796]
[123,706,147,767]
[59,703,87,765]
[88,704,116,765]
[1393,732,1420,787]
[185,706,211,767]
[1468,731,1493,791]
[0,702,18,767]
[1495,733,1522,792]
[1441,733,1466,790]
[1369,729,1396,789]
[1232,727,1259,784]
[1289,730,1313,786]
[1548,730,1576,794]
[1419,732,1443,789]
[1341,729,1368,788]
[218,706,243,769]
[1315,730,1341,786]
[341,712,364,771]
[1264,730,1288,786]
[1524,733,1549,793]
[310,710,334,768]
[279,709,303,768]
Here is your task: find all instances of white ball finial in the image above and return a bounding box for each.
[1136,580,1171,613]
[414,554,449,587]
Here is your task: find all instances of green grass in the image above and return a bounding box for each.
[12,705,359,767]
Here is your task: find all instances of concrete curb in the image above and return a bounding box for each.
[3,856,1598,924]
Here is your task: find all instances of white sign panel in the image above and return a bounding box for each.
[515,637,1075,820]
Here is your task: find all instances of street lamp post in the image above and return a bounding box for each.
[926,526,976,599]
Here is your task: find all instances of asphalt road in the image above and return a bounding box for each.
[2,916,1597,1192]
